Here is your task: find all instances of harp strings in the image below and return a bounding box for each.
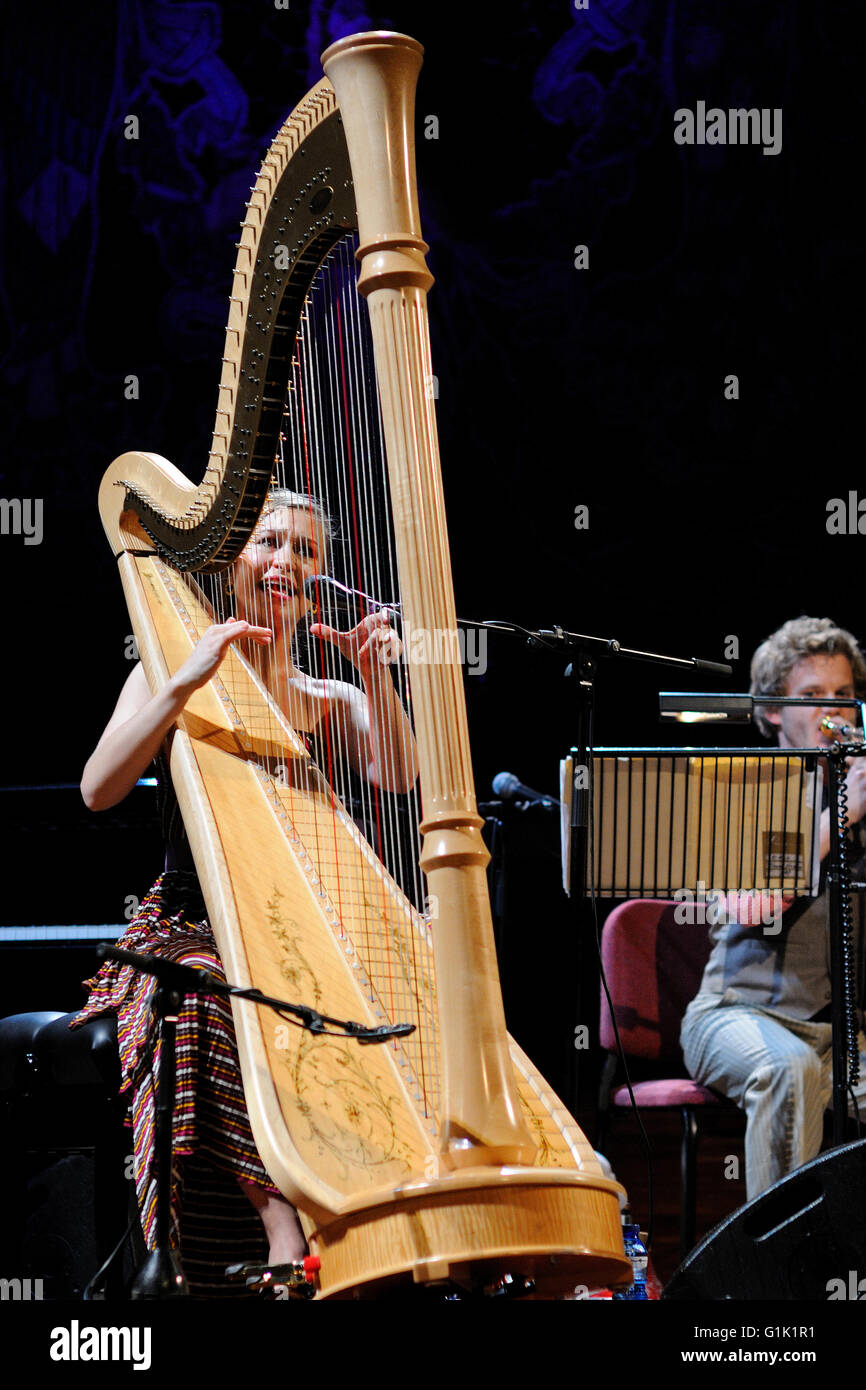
[298,238,431,1088]
[191,235,438,1118]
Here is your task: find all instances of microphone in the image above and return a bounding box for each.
[304,575,401,613]
[492,771,559,807]
[303,575,358,622]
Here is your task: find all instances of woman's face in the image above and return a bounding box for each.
[232,506,325,629]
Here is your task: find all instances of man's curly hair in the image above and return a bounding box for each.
[750,617,866,736]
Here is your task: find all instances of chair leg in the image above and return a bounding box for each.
[596,1053,618,1153]
[680,1107,698,1261]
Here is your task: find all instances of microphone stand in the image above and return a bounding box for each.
[465,620,732,1118]
[97,945,414,1299]
[818,740,864,1145]
[131,977,186,1299]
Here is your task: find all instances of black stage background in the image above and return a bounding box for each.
[0,0,862,1329]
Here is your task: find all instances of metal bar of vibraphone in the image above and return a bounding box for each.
[600,757,609,896]
[707,754,717,893]
[696,756,705,895]
[722,753,732,893]
[736,754,746,890]
[751,756,760,892]
[625,757,633,898]
[681,755,689,895]
[653,754,661,898]
[780,755,791,893]
[801,761,812,893]
[768,755,778,891]
[611,758,619,897]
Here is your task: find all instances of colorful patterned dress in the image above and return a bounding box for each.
[70,770,278,1296]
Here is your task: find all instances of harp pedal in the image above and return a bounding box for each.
[226,1255,321,1299]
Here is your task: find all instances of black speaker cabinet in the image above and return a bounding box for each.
[0,1012,137,1299]
[664,1139,866,1300]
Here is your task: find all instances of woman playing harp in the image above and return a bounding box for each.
[75,487,417,1292]
[89,29,628,1298]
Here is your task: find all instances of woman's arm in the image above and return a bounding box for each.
[82,662,190,811]
[310,611,419,792]
[335,667,419,792]
[81,619,272,811]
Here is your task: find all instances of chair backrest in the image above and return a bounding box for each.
[599,899,711,1062]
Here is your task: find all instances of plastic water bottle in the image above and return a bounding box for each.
[614,1213,648,1300]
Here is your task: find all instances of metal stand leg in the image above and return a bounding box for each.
[680,1107,698,1261]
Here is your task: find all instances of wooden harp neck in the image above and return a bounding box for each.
[323,31,535,1170]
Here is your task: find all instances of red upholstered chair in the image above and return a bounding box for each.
[597,899,734,1260]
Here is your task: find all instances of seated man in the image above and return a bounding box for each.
[681,616,866,1200]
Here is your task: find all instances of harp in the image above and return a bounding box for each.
[98,30,628,1298]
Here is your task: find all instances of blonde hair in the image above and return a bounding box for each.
[257,488,334,569]
[750,617,866,736]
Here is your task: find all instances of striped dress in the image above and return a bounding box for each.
[70,868,277,1296]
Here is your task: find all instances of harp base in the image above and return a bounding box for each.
[308,1167,631,1299]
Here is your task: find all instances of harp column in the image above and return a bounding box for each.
[323,32,536,1170]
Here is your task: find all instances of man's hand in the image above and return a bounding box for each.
[843,756,866,827]
[726,890,794,927]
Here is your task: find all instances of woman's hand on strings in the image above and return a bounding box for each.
[309,609,401,674]
[82,620,271,813]
[174,619,272,693]
[308,609,417,791]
